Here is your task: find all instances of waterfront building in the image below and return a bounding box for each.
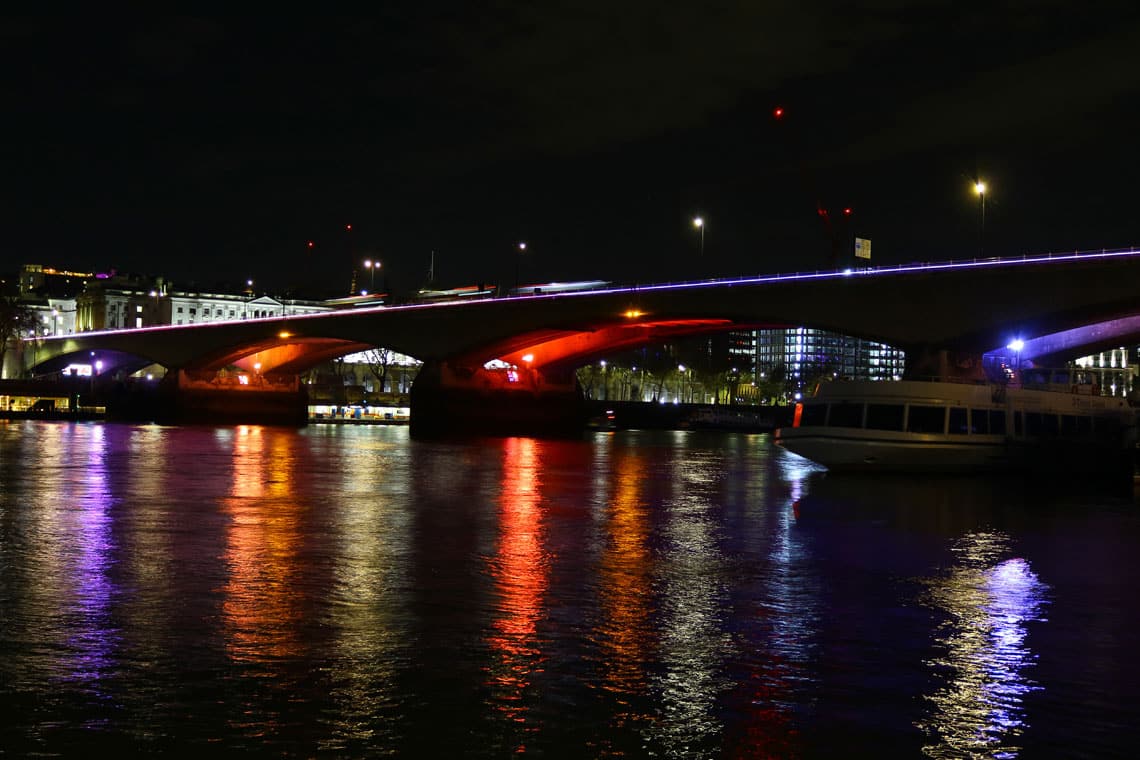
[1072,348,1136,397]
[26,297,78,337]
[755,327,907,395]
[75,278,332,331]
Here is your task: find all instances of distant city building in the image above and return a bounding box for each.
[17,263,94,298]
[755,327,907,389]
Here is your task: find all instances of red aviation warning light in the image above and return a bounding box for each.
[773,106,785,120]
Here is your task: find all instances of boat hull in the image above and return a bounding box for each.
[774,379,1136,476]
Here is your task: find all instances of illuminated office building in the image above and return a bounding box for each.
[755,327,906,388]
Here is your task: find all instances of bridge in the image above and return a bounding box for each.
[14,248,1140,434]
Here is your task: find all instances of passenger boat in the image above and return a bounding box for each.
[773,368,1137,474]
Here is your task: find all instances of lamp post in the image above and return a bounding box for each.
[693,217,705,257]
[1007,339,1023,385]
[974,181,986,256]
[515,241,527,295]
[363,259,379,291]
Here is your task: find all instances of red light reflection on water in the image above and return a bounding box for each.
[484,437,550,748]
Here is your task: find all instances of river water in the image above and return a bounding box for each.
[1,420,1137,758]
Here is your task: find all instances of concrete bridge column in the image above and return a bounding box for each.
[409,359,586,438]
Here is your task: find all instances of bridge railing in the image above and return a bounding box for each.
[597,245,1140,294]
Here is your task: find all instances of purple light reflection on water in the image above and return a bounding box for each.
[60,425,121,702]
[918,533,1049,759]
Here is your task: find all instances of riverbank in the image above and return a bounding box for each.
[585,400,793,432]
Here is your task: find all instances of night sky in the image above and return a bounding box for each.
[4,6,1140,298]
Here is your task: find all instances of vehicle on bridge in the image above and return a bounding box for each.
[507,280,611,296]
[774,370,1137,475]
[414,285,497,302]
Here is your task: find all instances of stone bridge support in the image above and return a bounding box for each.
[105,369,308,425]
[409,359,586,438]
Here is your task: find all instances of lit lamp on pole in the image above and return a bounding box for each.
[515,241,527,294]
[692,217,705,256]
[974,181,986,256]
[1007,339,1024,383]
[363,259,379,291]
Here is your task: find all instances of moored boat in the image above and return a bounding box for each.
[774,369,1136,474]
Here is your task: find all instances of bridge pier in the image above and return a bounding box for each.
[409,360,586,438]
[106,369,308,426]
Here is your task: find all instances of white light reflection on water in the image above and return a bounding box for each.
[647,443,733,757]
[319,430,413,754]
[732,453,825,755]
[918,531,1049,759]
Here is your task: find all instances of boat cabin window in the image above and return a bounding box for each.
[829,401,864,428]
[1041,414,1059,437]
[990,410,1007,435]
[948,407,968,434]
[801,403,828,427]
[865,403,904,431]
[907,404,946,434]
[970,409,988,434]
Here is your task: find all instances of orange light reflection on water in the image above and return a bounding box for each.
[220,425,304,666]
[598,449,652,699]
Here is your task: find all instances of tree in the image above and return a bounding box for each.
[0,297,37,379]
[363,348,393,394]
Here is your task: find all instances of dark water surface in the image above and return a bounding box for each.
[1,421,1138,758]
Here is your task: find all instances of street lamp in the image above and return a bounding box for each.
[515,241,527,294]
[1007,339,1023,384]
[363,259,379,290]
[974,181,986,256]
[693,217,704,256]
